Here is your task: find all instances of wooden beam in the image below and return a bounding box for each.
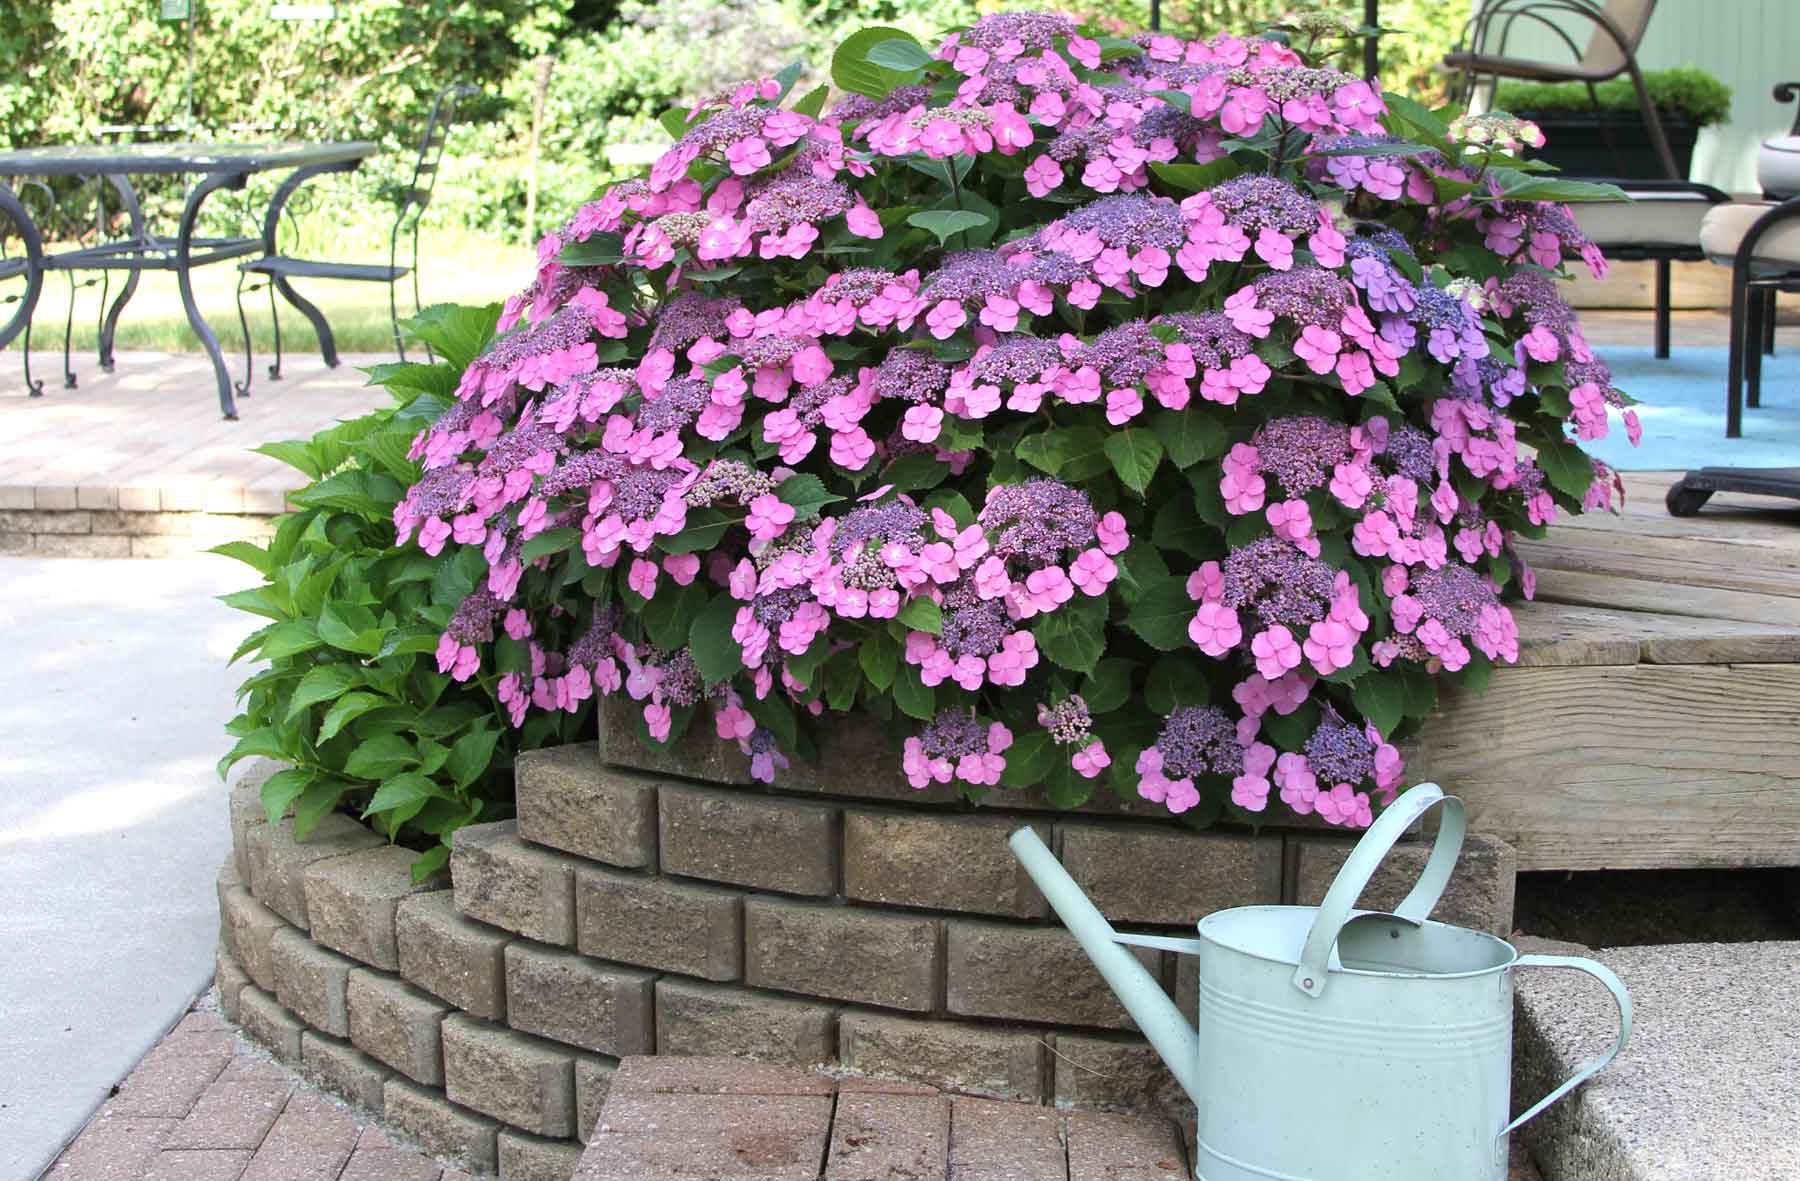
[1405,663,1800,871]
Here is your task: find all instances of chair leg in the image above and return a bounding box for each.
[94,270,110,371]
[1747,289,1765,410]
[60,273,78,389]
[1653,259,1671,359]
[389,277,405,362]
[22,315,43,397]
[267,282,283,380]
[1726,267,1748,438]
[1762,288,1777,356]
[233,272,255,400]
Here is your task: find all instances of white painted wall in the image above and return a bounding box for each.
[1467,0,1798,194]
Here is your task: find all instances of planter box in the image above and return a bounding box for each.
[1517,110,1700,181]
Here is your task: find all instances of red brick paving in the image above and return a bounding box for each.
[48,1001,473,1181]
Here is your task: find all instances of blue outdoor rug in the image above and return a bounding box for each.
[1581,346,1800,471]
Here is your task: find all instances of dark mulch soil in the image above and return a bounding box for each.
[1512,867,1800,948]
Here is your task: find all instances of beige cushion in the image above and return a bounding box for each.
[1572,191,1713,249]
[1698,202,1800,271]
[1759,135,1800,199]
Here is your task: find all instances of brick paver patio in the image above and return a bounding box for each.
[49,998,474,1181]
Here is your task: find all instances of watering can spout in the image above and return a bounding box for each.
[1007,828,1202,1105]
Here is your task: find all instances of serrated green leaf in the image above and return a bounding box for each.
[688,593,746,686]
[208,540,271,575]
[292,778,347,841]
[1156,407,1227,469]
[251,439,323,478]
[1149,158,1245,192]
[363,771,438,827]
[860,627,900,691]
[1103,428,1164,495]
[824,650,862,711]
[286,664,363,720]
[1033,596,1107,675]
[404,303,501,372]
[1080,659,1136,715]
[641,580,707,652]
[1534,435,1595,501]
[999,730,1057,788]
[1145,656,1209,714]
[557,232,624,266]
[774,473,845,519]
[897,596,943,635]
[344,733,417,780]
[1125,577,1195,651]
[520,527,579,564]
[907,209,992,245]
[831,26,928,99]
[662,507,735,554]
[260,619,323,661]
[318,691,389,743]
[1352,673,1405,739]
[1041,758,1094,809]
[259,767,311,825]
[892,662,935,720]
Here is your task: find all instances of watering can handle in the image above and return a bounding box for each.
[1500,954,1632,1138]
[1291,782,1466,998]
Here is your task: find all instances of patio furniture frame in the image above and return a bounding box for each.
[1445,0,1678,180]
[0,141,376,419]
[236,84,476,378]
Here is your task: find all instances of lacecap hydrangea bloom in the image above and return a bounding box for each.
[391,9,1636,828]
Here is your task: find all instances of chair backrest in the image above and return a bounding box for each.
[1578,0,1655,76]
[403,83,478,218]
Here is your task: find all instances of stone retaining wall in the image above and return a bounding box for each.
[0,507,275,557]
[215,727,1516,1178]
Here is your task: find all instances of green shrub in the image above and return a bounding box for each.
[1493,67,1733,127]
[216,304,590,878]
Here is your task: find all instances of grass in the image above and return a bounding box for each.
[2,224,529,360]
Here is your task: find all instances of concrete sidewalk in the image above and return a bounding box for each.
[0,555,258,1179]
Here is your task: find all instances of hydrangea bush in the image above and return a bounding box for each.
[390,8,1636,829]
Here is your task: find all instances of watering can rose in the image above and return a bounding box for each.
[392,9,1639,827]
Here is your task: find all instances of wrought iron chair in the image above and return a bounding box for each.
[236,83,475,377]
[1443,0,1676,180]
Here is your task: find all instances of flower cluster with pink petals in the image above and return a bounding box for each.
[386,9,1639,832]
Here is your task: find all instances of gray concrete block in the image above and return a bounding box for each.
[244,812,385,930]
[654,978,836,1066]
[220,885,287,993]
[658,783,838,896]
[301,847,440,970]
[396,890,510,1021]
[504,941,655,1058]
[575,1055,616,1146]
[499,1128,585,1181]
[744,898,939,1012]
[269,926,356,1037]
[453,820,577,945]
[442,1014,579,1139]
[837,1011,1043,1102]
[347,967,449,1085]
[574,865,741,981]
[516,746,658,870]
[383,1077,499,1172]
[238,984,304,1062]
[215,945,251,1024]
[300,1029,394,1113]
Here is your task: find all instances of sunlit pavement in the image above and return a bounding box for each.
[0,555,254,1179]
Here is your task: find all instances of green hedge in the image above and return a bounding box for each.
[1494,67,1733,127]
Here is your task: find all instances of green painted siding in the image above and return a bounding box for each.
[1469,0,1797,193]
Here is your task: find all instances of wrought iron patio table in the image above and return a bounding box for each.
[0,140,377,419]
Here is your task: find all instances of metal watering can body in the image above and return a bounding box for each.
[1009,784,1632,1181]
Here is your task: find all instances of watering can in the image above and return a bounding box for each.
[1009,783,1631,1180]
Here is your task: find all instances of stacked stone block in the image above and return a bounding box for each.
[215,728,1516,1178]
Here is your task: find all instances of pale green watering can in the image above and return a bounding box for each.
[1010,783,1631,1181]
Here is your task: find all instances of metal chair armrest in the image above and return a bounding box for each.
[1777,83,1800,135]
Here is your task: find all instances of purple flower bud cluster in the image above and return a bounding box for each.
[980,480,1098,566]
[940,583,1011,659]
[1209,175,1319,236]
[1565,359,1627,407]
[828,268,904,307]
[1379,423,1439,484]
[1222,537,1337,631]
[958,10,1077,49]
[655,648,702,708]
[678,106,768,155]
[1073,320,1166,387]
[446,589,503,645]
[1054,195,1188,251]
[482,304,592,371]
[408,464,476,520]
[1496,272,1577,333]
[738,334,808,370]
[918,708,991,760]
[1040,695,1093,745]
[1452,356,1526,407]
[1405,563,1496,636]
[1153,705,1245,779]
[608,465,689,523]
[479,419,567,481]
[1160,312,1254,369]
[830,500,928,560]
[1344,236,1415,315]
[829,86,932,128]
[1015,250,1093,287]
[567,607,619,669]
[1254,64,1359,105]
[540,452,623,498]
[685,458,775,507]
[745,175,854,233]
[649,295,736,355]
[923,251,1027,304]
[1305,717,1375,786]
[1253,416,1353,494]
[751,584,812,630]
[636,377,714,434]
[971,335,1061,385]
[1046,121,1118,165]
[873,348,951,403]
[1254,267,1353,329]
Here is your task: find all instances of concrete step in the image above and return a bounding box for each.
[1514,941,1800,1181]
